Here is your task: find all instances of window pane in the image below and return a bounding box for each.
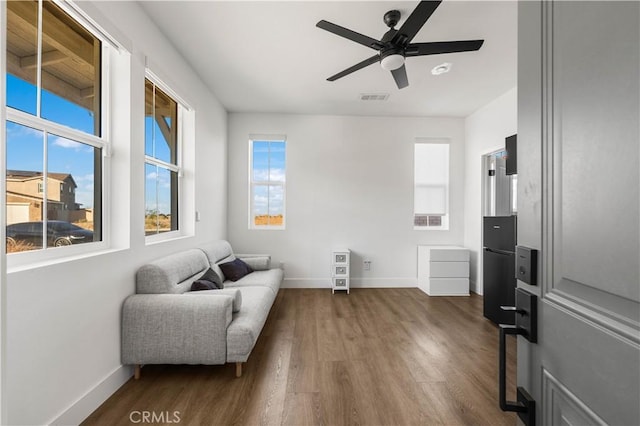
[6,0,38,115]
[145,164,177,235]
[144,79,155,157]
[47,134,100,244]
[6,121,44,252]
[269,142,286,182]
[252,184,284,226]
[145,80,177,164]
[252,141,269,181]
[268,184,284,226]
[40,1,101,136]
[252,184,269,226]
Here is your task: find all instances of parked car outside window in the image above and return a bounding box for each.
[6,221,95,253]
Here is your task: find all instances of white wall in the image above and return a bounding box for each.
[228,113,465,288]
[4,2,227,424]
[463,88,517,294]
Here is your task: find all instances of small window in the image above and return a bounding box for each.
[144,77,181,236]
[414,140,450,230]
[249,138,286,229]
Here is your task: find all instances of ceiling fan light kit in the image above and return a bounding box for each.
[380,53,405,71]
[316,0,484,89]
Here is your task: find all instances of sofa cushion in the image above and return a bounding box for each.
[225,268,283,296]
[185,288,242,312]
[136,249,209,294]
[238,255,271,271]
[226,286,276,362]
[200,241,237,281]
[219,258,253,281]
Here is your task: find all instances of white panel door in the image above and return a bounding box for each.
[517,1,639,425]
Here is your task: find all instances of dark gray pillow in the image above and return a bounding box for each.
[219,258,253,282]
[191,279,217,291]
[200,268,223,289]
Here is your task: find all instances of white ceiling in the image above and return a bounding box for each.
[140,1,517,117]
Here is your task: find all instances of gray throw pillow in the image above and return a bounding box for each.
[200,268,224,289]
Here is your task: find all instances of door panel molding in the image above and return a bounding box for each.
[545,292,640,346]
[541,0,640,344]
[542,368,606,426]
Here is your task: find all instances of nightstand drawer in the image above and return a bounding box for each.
[333,277,349,288]
[429,261,469,278]
[333,253,349,264]
[332,265,349,276]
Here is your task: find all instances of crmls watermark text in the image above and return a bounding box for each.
[129,411,181,424]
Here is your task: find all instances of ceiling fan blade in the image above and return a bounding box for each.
[391,64,409,89]
[392,1,442,46]
[317,20,384,50]
[327,54,380,81]
[405,40,484,56]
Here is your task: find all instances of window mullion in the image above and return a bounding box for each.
[36,0,43,118]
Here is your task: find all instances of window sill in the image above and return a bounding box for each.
[7,244,128,274]
[145,231,193,246]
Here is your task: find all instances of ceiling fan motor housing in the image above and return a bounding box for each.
[384,10,401,28]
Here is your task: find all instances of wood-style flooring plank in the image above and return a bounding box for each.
[82,289,516,426]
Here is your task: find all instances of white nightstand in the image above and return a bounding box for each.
[417,246,470,296]
[331,249,350,294]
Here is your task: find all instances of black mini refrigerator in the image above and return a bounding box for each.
[483,216,517,325]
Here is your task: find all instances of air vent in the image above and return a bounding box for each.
[359,93,390,101]
[414,214,443,227]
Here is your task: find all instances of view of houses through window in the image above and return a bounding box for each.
[5,0,103,253]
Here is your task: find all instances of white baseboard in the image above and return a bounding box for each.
[282,277,417,289]
[50,365,133,425]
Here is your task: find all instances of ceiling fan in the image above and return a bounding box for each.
[316,0,484,89]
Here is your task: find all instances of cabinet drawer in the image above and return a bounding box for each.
[427,278,469,296]
[429,249,469,262]
[429,261,469,278]
[333,277,349,288]
[332,265,349,276]
[333,253,349,264]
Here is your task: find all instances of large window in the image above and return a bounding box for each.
[5,0,104,254]
[249,138,286,229]
[144,77,181,236]
[414,140,449,230]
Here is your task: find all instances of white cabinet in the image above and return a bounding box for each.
[331,249,350,294]
[417,246,470,296]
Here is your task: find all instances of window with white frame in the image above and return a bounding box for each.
[414,140,450,230]
[249,138,286,229]
[5,0,106,254]
[144,77,182,237]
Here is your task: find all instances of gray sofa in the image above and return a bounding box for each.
[122,240,282,378]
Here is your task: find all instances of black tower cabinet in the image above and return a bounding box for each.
[483,216,517,325]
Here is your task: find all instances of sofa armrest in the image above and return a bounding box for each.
[122,294,233,365]
[236,254,271,271]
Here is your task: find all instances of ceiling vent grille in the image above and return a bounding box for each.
[359,93,390,101]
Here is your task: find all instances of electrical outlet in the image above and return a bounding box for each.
[364,260,371,271]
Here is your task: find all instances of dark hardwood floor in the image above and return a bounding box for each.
[83,289,516,425]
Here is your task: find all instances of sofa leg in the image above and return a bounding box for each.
[235,362,242,378]
[134,364,141,380]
